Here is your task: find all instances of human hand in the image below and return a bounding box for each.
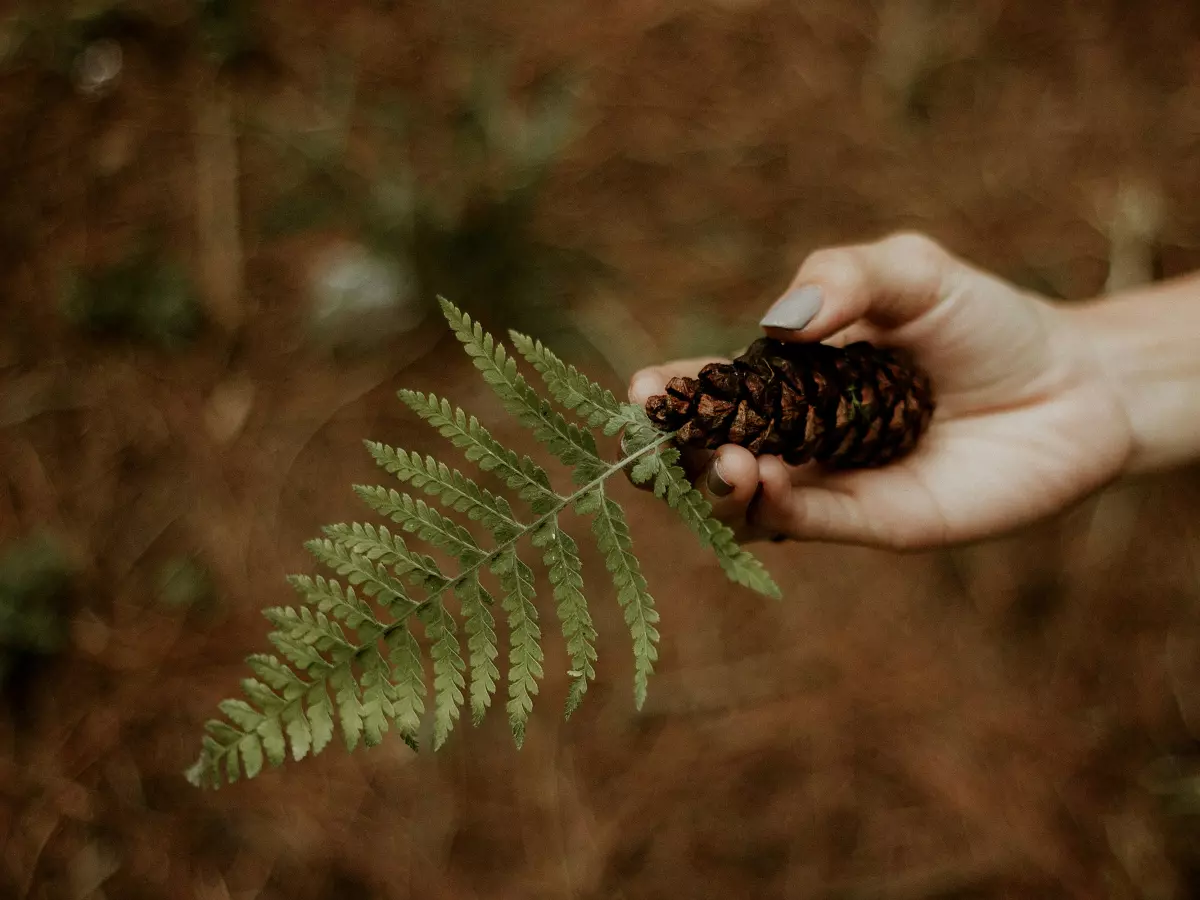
[628,233,1134,550]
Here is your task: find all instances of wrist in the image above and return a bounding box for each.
[1069,279,1200,475]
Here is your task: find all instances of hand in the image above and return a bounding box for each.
[628,233,1134,550]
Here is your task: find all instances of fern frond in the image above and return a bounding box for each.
[534,523,596,716]
[303,538,419,608]
[509,330,640,436]
[385,627,425,746]
[418,600,466,749]
[399,390,557,513]
[494,548,542,746]
[441,299,607,482]
[329,665,365,751]
[287,574,383,633]
[354,488,485,565]
[618,415,781,598]
[189,297,780,787]
[188,605,356,787]
[247,655,316,762]
[318,522,447,591]
[457,573,499,724]
[635,445,780,599]
[359,647,397,747]
[366,443,521,542]
[264,606,358,664]
[590,489,659,709]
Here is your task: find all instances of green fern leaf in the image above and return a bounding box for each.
[219,698,264,731]
[355,489,485,565]
[359,647,395,747]
[303,538,415,610]
[618,416,780,598]
[400,390,558,514]
[324,509,449,590]
[264,606,355,665]
[495,548,541,747]
[258,714,287,768]
[591,489,659,709]
[458,573,500,724]
[189,296,780,786]
[282,702,313,762]
[240,679,284,715]
[247,654,307,700]
[534,523,596,716]
[240,732,264,779]
[286,575,379,631]
[306,684,336,755]
[366,443,522,542]
[509,330,640,435]
[640,451,780,598]
[441,299,607,482]
[419,600,466,749]
[385,627,426,748]
[330,666,365,751]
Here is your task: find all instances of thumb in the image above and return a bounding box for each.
[759,232,960,343]
[695,445,761,534]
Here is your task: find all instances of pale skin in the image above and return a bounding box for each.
[628,232,1200,550]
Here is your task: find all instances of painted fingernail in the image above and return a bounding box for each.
[759,284,823,331]
[706,456,735,497]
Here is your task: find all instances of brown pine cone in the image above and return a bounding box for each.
[644,338,935,469]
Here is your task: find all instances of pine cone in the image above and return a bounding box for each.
[644,338,935,468]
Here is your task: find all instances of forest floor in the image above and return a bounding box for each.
[3,2,1200,897]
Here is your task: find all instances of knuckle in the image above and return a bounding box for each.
[878,231,950,291]
[881,230,945,267]
[880,230,941,257]
[800,247,867,297]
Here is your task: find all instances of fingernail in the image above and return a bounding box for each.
[759,284,823,331]
[630,373,660,404]
[706,456,735,497]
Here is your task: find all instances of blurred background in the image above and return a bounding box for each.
[2,1,1200,897]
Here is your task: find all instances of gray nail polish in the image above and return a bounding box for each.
[706,458,734,497]
[759,284,823,330]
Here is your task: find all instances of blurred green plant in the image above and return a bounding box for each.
[61,244,204,348]
[0,534,73,691]
[156,556,217,614]
[257,59,601,350]
[193,0,258,66]
[0,0,260,75]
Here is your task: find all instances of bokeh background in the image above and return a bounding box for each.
[3,1,1200,897]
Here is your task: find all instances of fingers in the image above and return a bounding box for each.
[760,232,962,343]
[628,356,728,406]
[700,450,896,546]
[760,231,1056,407]
[752,482,876,547]
[747,457,952,550]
